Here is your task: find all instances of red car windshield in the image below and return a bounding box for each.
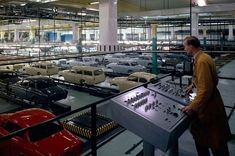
[28,122,63,142]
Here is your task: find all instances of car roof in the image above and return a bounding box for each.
[118,60,137,63]
[33,62,53,66]
[0,69,15,73]
[130,72,157,79]
[72,65,102,71]
[4,108,55,128]
[25,76,52,81]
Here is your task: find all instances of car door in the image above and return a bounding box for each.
[138,77,148,85]
[117,62,129,74]
[1,121,31,156]
[83,70,93,85]
[11,80,28,99]
[120,76,138,91]
[65,70,76,83]
[127,75,139,88]
[26,80,38,101]
[74,69,83,84]
[0,125,12,155]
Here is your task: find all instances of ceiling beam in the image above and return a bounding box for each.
[119,2,235,17]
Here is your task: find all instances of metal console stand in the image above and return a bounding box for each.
[144,141,178,156]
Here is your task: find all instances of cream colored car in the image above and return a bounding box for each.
[110,72,157,91]
[0,64,25,71]
[58,65,106,85]
[23,62,59,76]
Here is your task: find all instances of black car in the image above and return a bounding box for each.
[9,76,68,103]
[0,69,20,92]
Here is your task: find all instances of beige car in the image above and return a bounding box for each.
[0,64,25,71]
[23,62,59,76]
[58,65,106,85]
[110,72,157,91]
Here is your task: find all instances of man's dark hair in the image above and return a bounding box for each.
[184,36,200,48]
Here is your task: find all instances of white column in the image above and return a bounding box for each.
[29,28,35,41]
[191,13,199,37]
[170,28,176,40]
[56,31,61,42]
[78,27,82,40]
[14,29,19,42]
[95,30,99,40]
[228,25,234,41]
[0,31,5,41]
[147,27,151,40]
[72,23,78,43]
[203,27,207,38]
[99,0,119,52]
[8,32,11,41]
[151,24,157,38]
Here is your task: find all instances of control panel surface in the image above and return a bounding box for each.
[148,82,192,106]
[109,86,190,151]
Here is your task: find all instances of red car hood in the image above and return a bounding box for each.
[34,130,83,155]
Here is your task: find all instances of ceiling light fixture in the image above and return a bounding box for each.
[29,0,58,3]
[86,8,99,11]
[197,0,207,6]
[90,1,99,5]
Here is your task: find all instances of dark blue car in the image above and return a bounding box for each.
[9,76,68,103]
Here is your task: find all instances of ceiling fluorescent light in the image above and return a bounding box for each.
[90,1,99,5]
[86,8,99,11]
[42,0,58,3]
[197,0,207,6]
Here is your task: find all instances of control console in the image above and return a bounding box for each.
[148,82,192,106]
[108,86,190,151]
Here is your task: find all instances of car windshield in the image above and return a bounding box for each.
[0,72,17,80]
[36,79,56,89]
[46,64,55,69]
[28,122,63,142]
[130,62,138,66]
[94,69,103,76]
[128,76,138,82]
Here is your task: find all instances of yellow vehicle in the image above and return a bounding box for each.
[23,62,59,76]
[58,65,106,85]
[110,72,157,91]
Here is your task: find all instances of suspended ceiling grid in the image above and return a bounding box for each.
[0,0,235,28]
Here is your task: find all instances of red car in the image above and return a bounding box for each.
[0,108,83,156]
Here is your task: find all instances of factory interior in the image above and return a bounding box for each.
[0,0,235,156]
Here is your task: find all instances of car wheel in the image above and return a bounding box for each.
[80,79,86,86]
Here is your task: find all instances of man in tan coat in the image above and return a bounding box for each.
[182,36,231,156]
